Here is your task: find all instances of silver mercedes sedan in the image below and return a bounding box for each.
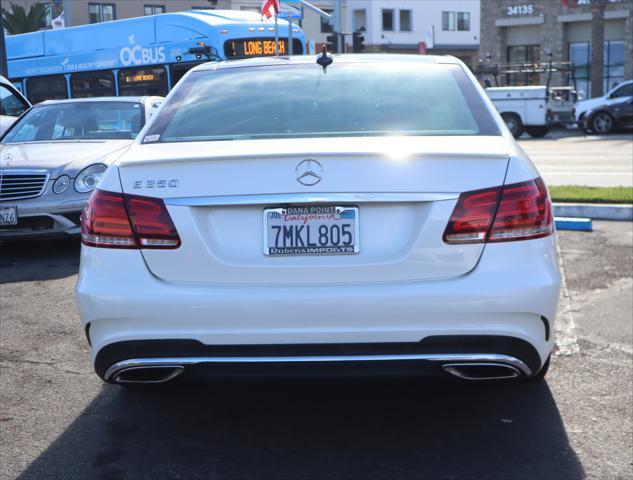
[0,96,163,240]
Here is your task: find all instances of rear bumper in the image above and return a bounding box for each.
[76,235,561,381]
[96,337,540,382]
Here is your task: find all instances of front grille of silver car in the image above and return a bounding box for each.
[0,169,50,202]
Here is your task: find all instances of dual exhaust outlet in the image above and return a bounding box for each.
[109,359,525,385]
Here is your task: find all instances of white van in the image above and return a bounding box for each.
[0,76,31,138]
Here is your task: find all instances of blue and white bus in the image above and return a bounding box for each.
[6,10,305,103]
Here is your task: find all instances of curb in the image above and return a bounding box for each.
[553,203,633,221]
[555,217,593,231]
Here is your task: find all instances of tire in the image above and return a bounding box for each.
[578,114,592,133]
[591,111,615,134]
[501,113,524,139]
[525,126,550,138]
[526,355,550,382]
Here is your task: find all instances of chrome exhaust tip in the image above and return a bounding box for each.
[111,365,184,384]
[442,362,522,381]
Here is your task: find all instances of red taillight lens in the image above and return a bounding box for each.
[81,190,180,249]
[443,178,553,244]
[443,187,501,244]
[81,190,136,248]
[125,194,181,248]
[489,177,552,242]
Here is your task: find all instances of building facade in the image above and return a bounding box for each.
[479,0,633,98]
[337,0,480,65]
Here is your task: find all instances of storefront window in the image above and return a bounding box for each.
[604,41,624,93]
[506,45,540,86]
[569,40,625,99]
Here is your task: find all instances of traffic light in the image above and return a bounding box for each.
[326,33,339,54]
[353,30,365,53]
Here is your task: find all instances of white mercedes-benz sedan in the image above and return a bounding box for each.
[76,54,560,385]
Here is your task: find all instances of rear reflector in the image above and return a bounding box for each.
[81,190,180,249]
[443,177,553,244]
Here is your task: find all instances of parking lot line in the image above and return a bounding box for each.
[555,243,580,356]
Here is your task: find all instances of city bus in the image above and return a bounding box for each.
[6,10,305,103]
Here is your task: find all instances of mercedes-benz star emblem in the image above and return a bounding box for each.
[295,159,323,186]
[2,153,13,167]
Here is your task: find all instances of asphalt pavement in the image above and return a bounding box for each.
[0,220,631,480]
[519,130,633,187]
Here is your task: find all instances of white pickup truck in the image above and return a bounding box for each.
[486,86,550,138]
[486,85,575,138]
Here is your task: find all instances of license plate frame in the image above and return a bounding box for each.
[0,206,18,226]
[263,205,360,256]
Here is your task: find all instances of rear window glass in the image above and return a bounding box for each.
[2,101,144,143]
[144,62,500,143]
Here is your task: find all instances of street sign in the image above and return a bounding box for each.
[279,0,302,20]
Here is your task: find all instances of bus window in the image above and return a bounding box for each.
[169,63,203,88]
[27,75,69,104]
[10,80,24,94]
[118,67,168,96]
[71,71,116,98]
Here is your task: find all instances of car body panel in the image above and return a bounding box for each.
[118,136,511,284]
[0,96,163,240]
[75,55,560,383]
[583,97,633,132]
[1,141,132,178]
[575,80,633,122]
[0,75,31,138]
[77,234,559,368]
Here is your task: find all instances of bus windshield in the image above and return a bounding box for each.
[2,101,144,143]
[145,62,500,143]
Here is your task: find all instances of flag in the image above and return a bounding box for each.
[261,0,280,19]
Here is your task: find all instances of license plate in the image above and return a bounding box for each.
[0,206,18,226]
[264,206,359,256]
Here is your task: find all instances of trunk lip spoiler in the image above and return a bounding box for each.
[163,192,459,207]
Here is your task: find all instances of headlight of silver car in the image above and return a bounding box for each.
[53,175,70,194]
[74,164,107,193]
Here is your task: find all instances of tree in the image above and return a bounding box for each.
[1,2,47,35]
[590,0,609,98]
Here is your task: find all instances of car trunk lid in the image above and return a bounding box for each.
[118,136,510,285]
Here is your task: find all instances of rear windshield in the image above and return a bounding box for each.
[2,101,144,143]
[144,62,499,143]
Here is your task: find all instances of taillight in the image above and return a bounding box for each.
[443,177,553,244]
[81,189,181,249]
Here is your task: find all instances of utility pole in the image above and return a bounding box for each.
[0,0,8,77]
[590,0,608,98]
[288,18,293,55]
[64,0,72,27]
[333,0,342,53]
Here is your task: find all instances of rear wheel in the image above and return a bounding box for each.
[591,111,615,134]
[501,113,524,138]
[525,126,550,138]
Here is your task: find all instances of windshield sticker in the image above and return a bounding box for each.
[143,134,160,143]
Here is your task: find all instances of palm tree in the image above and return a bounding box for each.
[2,2,48,35]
